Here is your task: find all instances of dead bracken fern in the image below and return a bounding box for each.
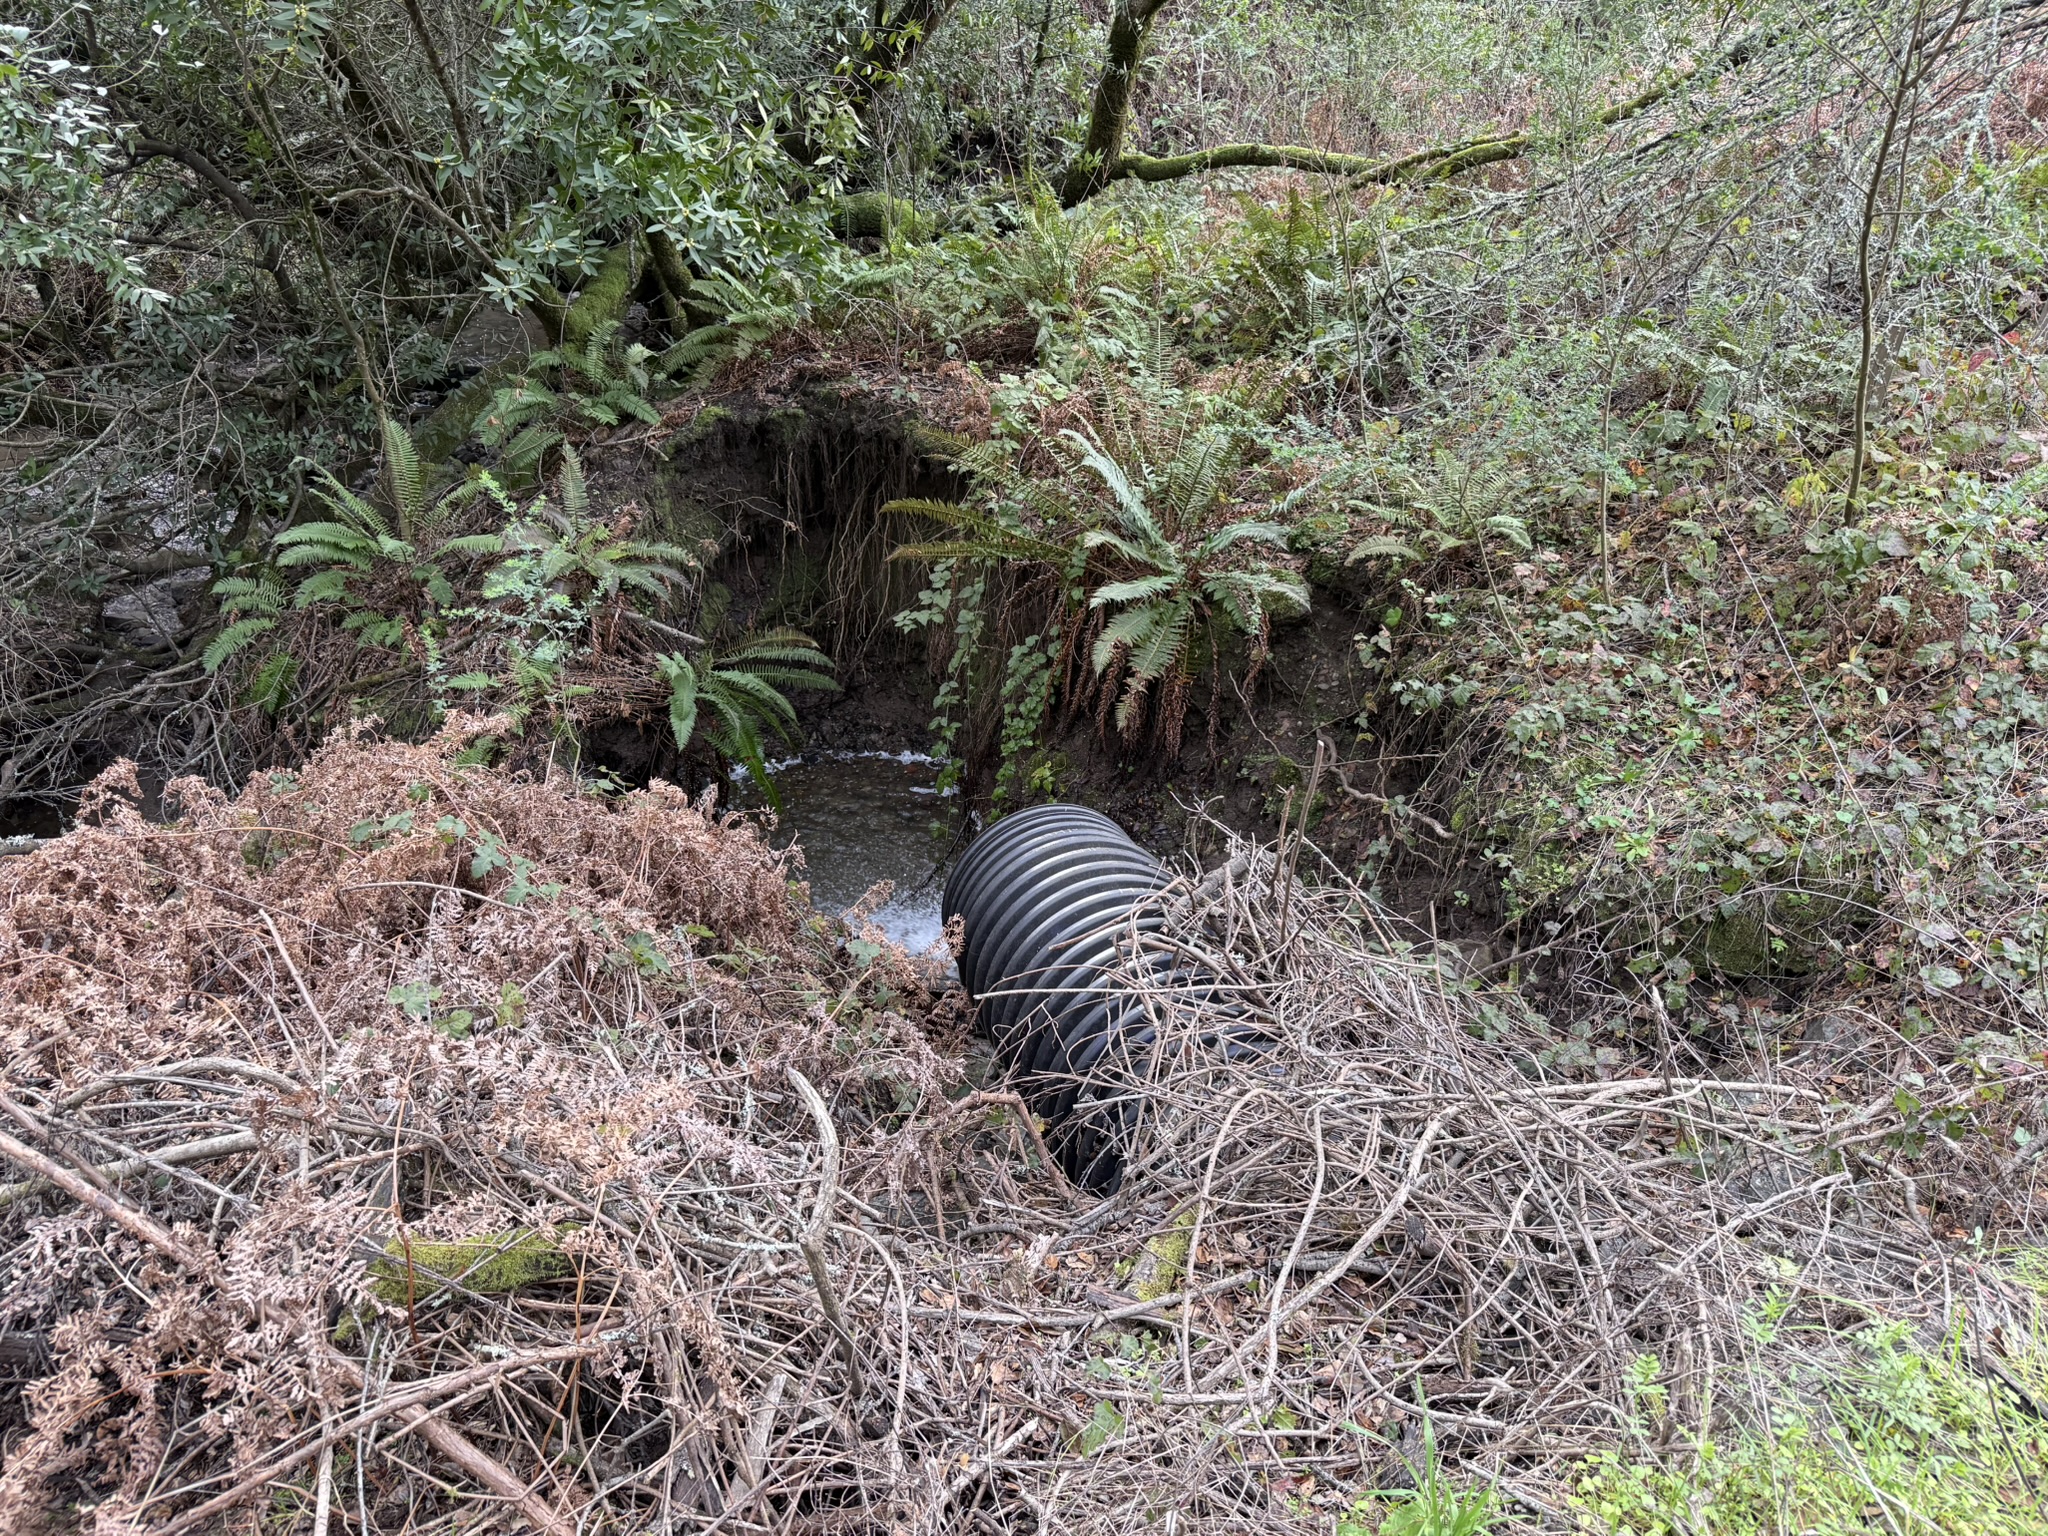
[1,730,2044,1532]
[0,716,957,1533]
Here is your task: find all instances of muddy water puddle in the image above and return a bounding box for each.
[732,752,963,957]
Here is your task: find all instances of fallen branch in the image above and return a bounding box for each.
[0,1129,261,1208]
[382,1391,578,1536]
[905,1266,1262,1329]
[59,1056,300,1109]
[1198,1115,1445,1391]
[0,1115,580,1535]
[913,1415,1042,1534]
[943,1090,1073,1196]
[0,1124,210,1272]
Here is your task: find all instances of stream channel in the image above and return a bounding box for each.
[730,751,964,959]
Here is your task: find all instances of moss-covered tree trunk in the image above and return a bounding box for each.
[1059,0,1174,207]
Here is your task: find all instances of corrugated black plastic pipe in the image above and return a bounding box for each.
[943,804,1258,1192]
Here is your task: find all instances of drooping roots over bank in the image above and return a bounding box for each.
[0,720,2039,1532]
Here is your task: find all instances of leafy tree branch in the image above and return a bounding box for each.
[785,0,964,165]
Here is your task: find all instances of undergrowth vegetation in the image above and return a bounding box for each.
[821,141,2048,1076]
[206,423,835,792]
[887,348,1311,782]
[1573,1301,2048,1535]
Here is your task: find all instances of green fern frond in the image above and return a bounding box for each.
[480,381,560,448]
[1090,574,1177,605]
[380,415,424,533]
[559,448,589,523]
[202,616,278,674]
[655,322,737,383]
[888,540,999,562]
[501,423,561,480]
[616,538,698,569]
[1346,535,1422,565]
[1162,427,1243,526]
[1126,600,1192,681]
[304,470,391,539]
[883,497,976,523]
[883,499,1068,565]
[608,569,669,603]
[292,569,353,607]
[709,668,801,737]
[734,667,840,695]
[721,627,834,659]
[213,575,283,616]
[575,320,620,382]
[948,439,1021,479]
[1482,513,1533,551]
[1079,527,1158,565]
[1093,602,1166,672]
[346,612,407,647]
[880,334,1313,757]
[275,524,380,567]
[657,653,699,749]
[435,533,505,560]
[613,391,662,426]
[722,626,833,661]
[723,645,837,674]
[1060,426,1150,527]
[648,627,837,806]
[621,343,652,393]
[244,650,298,714]
[696,685,775,804]
[1200,519,1293,552]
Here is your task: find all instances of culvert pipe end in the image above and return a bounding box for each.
[945,804,1264,1193]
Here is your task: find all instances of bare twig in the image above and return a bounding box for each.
[788,1066,866,1403]
[147,1341,609,1535]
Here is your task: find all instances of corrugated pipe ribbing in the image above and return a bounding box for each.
[943,803,1258,1193]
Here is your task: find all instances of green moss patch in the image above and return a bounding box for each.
[369,1227,578,1304]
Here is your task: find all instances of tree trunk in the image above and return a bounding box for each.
[560,243,636,358]
[1060,0,1174,207]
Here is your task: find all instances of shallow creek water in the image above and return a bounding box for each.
[731,752,963,956]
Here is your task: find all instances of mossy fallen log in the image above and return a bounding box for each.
[369,1226,577,1304]
[1128,1211,1194,1302]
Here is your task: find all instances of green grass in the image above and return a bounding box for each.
[1341,1406,1506,1535]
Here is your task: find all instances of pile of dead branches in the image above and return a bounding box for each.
[1026,834,2048,1522]
[1,722,2039,1533]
